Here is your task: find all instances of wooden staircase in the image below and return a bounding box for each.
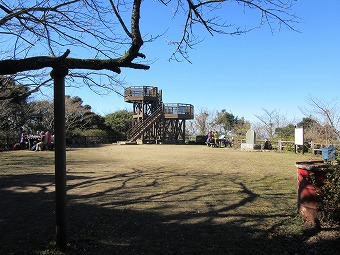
[127,104,164,141]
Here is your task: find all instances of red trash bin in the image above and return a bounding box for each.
[296,160,328,224]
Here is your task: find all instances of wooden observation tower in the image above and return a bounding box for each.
[124,86,194,144]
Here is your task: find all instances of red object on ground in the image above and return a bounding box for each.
[296,160,328,224]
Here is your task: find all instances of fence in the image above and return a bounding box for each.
[0,135,124,151]
[2,135,340,156]
[186,135,340,155]
[66,135,124,147]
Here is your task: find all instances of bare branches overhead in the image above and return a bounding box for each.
[165,0,299,61]
[0,0,299,96]
[0,0,148,75]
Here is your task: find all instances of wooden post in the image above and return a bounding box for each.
[183,120,186,144]
[51,65,68,252]
[278,140,282,151]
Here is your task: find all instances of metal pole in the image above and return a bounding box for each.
[51,65,68,252]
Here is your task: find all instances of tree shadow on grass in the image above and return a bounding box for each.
[0,170,339,255]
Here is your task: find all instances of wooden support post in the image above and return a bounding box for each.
[51,65,68,252]
[183,120,186,144]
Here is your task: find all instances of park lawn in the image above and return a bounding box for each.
[0,144,339,255]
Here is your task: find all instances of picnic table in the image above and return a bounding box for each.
[219,137,233,147]
[206,137,233,148]
[27,135,40,150]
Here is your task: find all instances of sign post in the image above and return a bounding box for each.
[295,127,304,154]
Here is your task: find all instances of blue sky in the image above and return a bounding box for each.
[64,0,340,123]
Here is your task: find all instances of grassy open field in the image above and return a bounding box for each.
[0,144,339,255]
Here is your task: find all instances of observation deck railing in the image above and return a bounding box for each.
[124,86,162,102]
[164,103,194,119]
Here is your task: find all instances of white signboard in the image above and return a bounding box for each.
[295,128,304,145]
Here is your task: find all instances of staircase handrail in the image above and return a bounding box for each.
[128,104,164,140]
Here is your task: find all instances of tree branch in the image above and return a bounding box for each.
[0,0,81,25]
[0,78,51,100]
[108,0,132,38]
[0,49,150,75]
[0,1,149,75]
[116,0,145,64]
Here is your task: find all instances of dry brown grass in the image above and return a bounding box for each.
[1,144,339,254]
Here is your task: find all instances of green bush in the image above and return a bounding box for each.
[72,128,108,137]
[284,143,295,152]
[317,164,340,223]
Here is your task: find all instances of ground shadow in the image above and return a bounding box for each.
[1,171,339,255]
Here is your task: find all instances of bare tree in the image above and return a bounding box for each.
[26,99,54,132]
[253,108,292,139]
[192,108,216,135]
[253,108,277,138]
[300,97,340,142]
[27,96,95,132]
[0,0,299,96]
